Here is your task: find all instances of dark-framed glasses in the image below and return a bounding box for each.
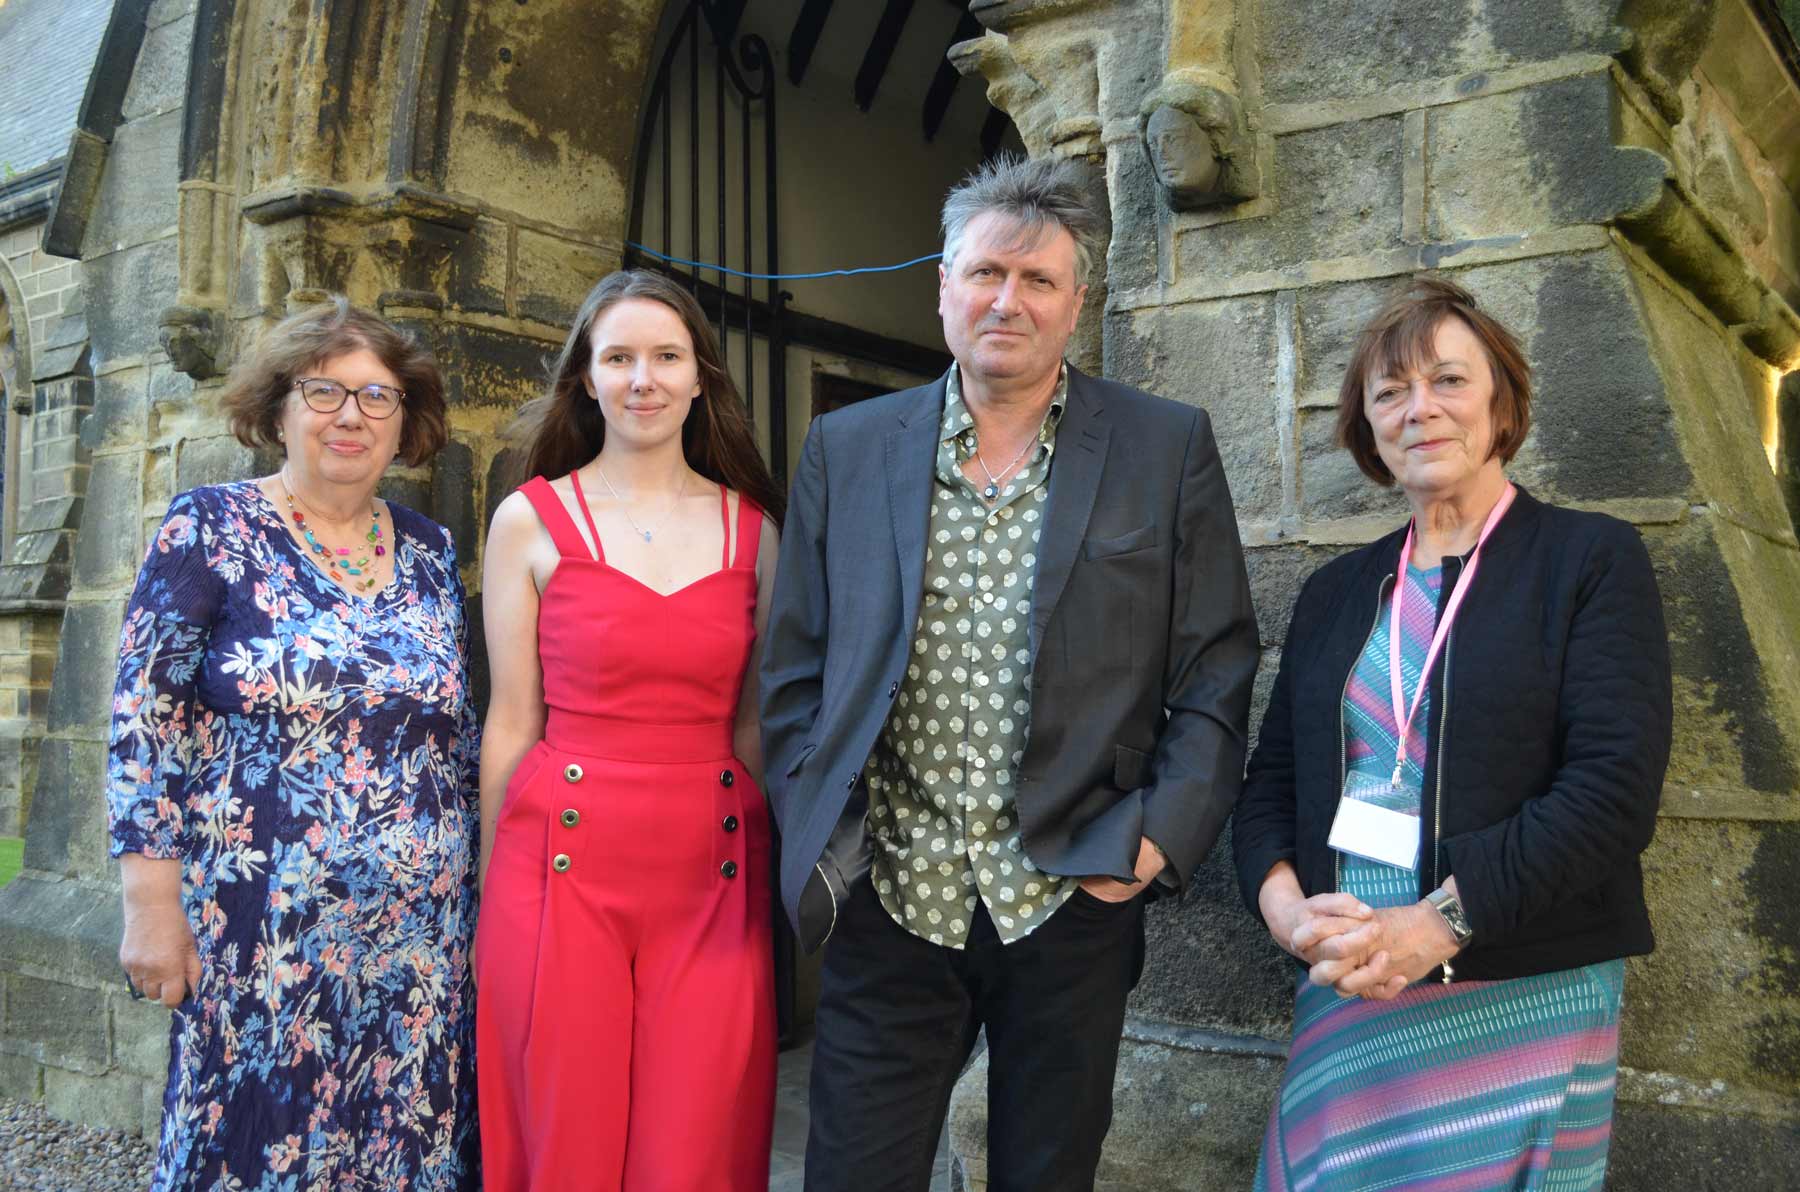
[292,377,406,420]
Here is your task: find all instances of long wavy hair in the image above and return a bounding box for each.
[513,270,785,523]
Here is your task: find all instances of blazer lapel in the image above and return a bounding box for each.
[886,376,946,640]
[1030,370,1110,661]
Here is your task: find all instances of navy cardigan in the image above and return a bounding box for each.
[1232,487,1672,981]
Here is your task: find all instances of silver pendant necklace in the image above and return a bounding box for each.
[595,465,683,543]
[974,436,1037,501]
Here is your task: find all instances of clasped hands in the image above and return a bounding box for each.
[1258,861,1460,1001]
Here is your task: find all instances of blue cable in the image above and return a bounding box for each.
[626,241,941,281]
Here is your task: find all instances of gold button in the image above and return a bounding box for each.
[563,763,584,783]
[552,853,572,873]
[560,808,580,828]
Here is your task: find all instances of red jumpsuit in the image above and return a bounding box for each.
[477,474,775,1191]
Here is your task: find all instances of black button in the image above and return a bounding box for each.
[723,815,739,833]
[720,769,735,787]
[887,681,899,697]
[720,860,738,878]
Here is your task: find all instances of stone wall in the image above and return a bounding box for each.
[949,0,1800,1187]
[0,222,89,839]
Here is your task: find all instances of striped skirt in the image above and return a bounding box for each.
[1253,955,1624,1191]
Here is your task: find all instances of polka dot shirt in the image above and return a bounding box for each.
[863,366,1076,947]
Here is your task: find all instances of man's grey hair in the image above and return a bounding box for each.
[940,154,1104,285]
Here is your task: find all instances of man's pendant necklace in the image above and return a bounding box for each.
[596,465,682,543]
[974,436,1037,501]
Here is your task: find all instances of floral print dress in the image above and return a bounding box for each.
[106,481,479,1191]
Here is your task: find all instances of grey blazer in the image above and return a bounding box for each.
[760,365,1259,951]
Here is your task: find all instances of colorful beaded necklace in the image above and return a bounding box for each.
[279,475,386,592]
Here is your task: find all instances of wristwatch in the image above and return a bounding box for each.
[1425,886,1473,948]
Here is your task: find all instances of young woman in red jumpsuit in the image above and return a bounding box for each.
[476,270,784,1190]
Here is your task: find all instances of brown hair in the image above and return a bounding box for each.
[1335,276,1532,485]
[511,270,785,523]
[222,296,450,467]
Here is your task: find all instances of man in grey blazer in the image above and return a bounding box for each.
[761,155,1259,1191]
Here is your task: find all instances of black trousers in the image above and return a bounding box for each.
[803,876,1145,1192]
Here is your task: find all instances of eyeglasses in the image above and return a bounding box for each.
[292,378,406,420]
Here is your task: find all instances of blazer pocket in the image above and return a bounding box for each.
[786,742,819,778]
[1082,523,1159,560]
[1114,743,1154,792]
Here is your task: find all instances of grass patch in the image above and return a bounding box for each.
[0,836,22,888]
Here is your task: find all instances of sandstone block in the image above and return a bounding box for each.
[1175,118,1404,280]
[1,975,107,1075]
[42,1066,147,1135]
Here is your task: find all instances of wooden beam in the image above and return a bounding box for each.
[856,0,917,113]
[786,0,834,86]
[922,12,983,142]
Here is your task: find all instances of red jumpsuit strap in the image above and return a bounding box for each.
[731,492,763,570]
[718,484,732,569]
[519,475,599,562]
[567,471,607,563]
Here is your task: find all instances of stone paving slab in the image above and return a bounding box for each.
[772,1038,951,1192]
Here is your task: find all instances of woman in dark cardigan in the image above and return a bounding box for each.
[1233,277,1671,1191]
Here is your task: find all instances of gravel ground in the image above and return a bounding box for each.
[0,1098,152,1191]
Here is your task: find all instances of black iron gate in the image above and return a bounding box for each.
[625,0,788,487]
[625,1,800,1041]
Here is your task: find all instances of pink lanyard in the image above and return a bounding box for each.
[1387,483,1516,787]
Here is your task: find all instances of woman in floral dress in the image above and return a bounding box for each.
[108,298,479,1190]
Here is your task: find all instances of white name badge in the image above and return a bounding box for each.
[1327,771,1421,871]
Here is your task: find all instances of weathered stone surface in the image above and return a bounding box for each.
[44,603,123,736]
[1520,252,1690,502]
[1779,371,1799,532]
[1133,842,1294,1036]
[444,0,656,238]
[81,368,148,451]
[0,1051,42,1100]
[1647,518,1799,796]
[146,0,197,26]
[377,474,433,525]
[121,13,195,122]
[42,1066,147,1135]
[1626,815,1800,1089]
[1611,1101,1800,1189]
[1107,297,1283,522]
[81,112,183,255]
[950,1037,1281,1191]
[173,434,254,491]
[485,446,525,533]
[1257,0,1619,106]
[1625,256,1792,528]
[432,438,479,562]
[108,991,171,1081]
[515,229,616,328]
[1293,276,1408,409]
[417,322,551,410]
[1175,118,1403,279]
[1426,74,1668,241]
[72,455,144,591]
[0,878,123,989]
[19,738,109,881]
[1242,544,1350,649]
[1103,136,1165,296]
[81,238,179,372]
[0,975,107,1075]
[1297,407,1407,524]
[446,217,511,318]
